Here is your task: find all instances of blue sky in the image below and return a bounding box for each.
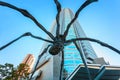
[0,0,120,66]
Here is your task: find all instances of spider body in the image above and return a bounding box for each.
[49,35,65,55]
[49,41,64,55]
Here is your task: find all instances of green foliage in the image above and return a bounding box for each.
[0,63,30,80]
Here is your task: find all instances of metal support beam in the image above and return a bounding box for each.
[94,65,106,80]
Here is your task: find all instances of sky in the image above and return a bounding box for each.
[0,0,120,66]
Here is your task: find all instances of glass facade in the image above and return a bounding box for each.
[59,8,98,77]
[62,9,83,76]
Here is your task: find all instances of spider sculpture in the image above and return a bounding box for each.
[0,0,120,80]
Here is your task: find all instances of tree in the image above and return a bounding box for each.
[0,63,30,80]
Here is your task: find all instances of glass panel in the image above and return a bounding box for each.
[64,60,74,65]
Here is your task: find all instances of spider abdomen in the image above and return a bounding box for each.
[49,43,64,55]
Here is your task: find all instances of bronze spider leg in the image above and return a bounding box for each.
[0,32,53,50]
[0,1,55,40]
[66,38,120,54]
[73,41,92,80]
[63,0,98,39]
[29,45,51,79]
[54,0,61,39]
[59,50,64,80]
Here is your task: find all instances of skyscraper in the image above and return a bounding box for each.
[59,8,98,77]
[32,8,98,80]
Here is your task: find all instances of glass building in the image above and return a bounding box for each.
[58,8,98,76]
